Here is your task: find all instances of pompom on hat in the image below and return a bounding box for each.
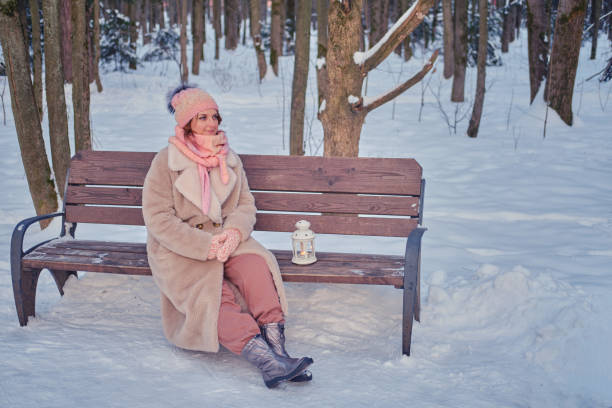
[167,84,220,129]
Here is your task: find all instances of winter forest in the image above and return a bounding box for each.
[1,0,612,406]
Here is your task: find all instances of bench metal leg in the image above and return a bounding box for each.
[402,227,426,356]
[402,273,416,356]
[49,270,78,295]
[12,266,42,326]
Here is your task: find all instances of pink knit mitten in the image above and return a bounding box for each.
[216,229,242,262]
[207,231,228,260]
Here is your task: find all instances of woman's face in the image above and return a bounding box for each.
[189,109,220,136]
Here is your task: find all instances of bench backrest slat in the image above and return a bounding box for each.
[68,151,154,186]
[241,155,422,195]
[64,151,423,238]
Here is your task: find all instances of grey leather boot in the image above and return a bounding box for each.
[261,322,313,382]
[241,334,313,388]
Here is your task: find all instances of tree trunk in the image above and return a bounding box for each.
[242,0,248,45]
[178,0,188,82]
[286,0,295,51]
[249,0,267,80]
[515,2,522,39]
[42,0,71,198]
[321,1,367,157]
[93,0,103,92]
[128,0,138,70]
[170,0,178,25]
[225,0,239,50]
[590,0,601,59]
[60,0,72,82]
[322,0,435,157]
[442,0,454,77]
[270,0,282,75]
[526,0,550,102]
[467,0,487,137]
[544,0,587,125]
[213,0,221,59]
[260,0,267,22]
[401,0,412,60]
[30,0,44,119]
[0,2,58,228]
[501,0,512,52]
[141,0,150,45]
[451,0,468,101]
[290,0,311,155]
[316,0,329,110]
[192,0,204,74]
[159,0,166,29]
[368,0,384,46]
[71,0,91,152]
[509,4,517,43]
[431,0,439,43]
[608,0,612,41]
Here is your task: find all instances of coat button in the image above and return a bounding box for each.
[195,223,204,229]
[212,222,221,228]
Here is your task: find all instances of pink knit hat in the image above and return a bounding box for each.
[167,85,219,128]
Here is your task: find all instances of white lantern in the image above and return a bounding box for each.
[291,220,317,265]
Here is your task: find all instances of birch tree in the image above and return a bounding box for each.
[319,0,437,157]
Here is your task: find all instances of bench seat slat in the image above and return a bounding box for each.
[22,241,404,286]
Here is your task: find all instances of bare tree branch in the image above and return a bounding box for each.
[361,0,435,74]
[359,50,439,113]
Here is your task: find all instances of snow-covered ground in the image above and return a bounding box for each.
[1,29,611,407]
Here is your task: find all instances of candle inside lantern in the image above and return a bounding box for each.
[291,220,317,265]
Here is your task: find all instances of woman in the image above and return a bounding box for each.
[142,84,313,388]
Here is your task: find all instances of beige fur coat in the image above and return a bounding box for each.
[142,143,288,352]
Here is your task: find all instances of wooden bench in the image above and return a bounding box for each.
[10,150,426,355]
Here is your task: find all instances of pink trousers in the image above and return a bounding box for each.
[218,254,284,354]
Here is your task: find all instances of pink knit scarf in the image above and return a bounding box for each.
[169,127,230,215]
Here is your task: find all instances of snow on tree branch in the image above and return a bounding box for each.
[353,0,434,73]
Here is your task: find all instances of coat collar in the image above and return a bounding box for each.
[167,142,239,222]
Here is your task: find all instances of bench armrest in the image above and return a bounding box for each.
[11,212,65,259]
[403,227,427,322]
